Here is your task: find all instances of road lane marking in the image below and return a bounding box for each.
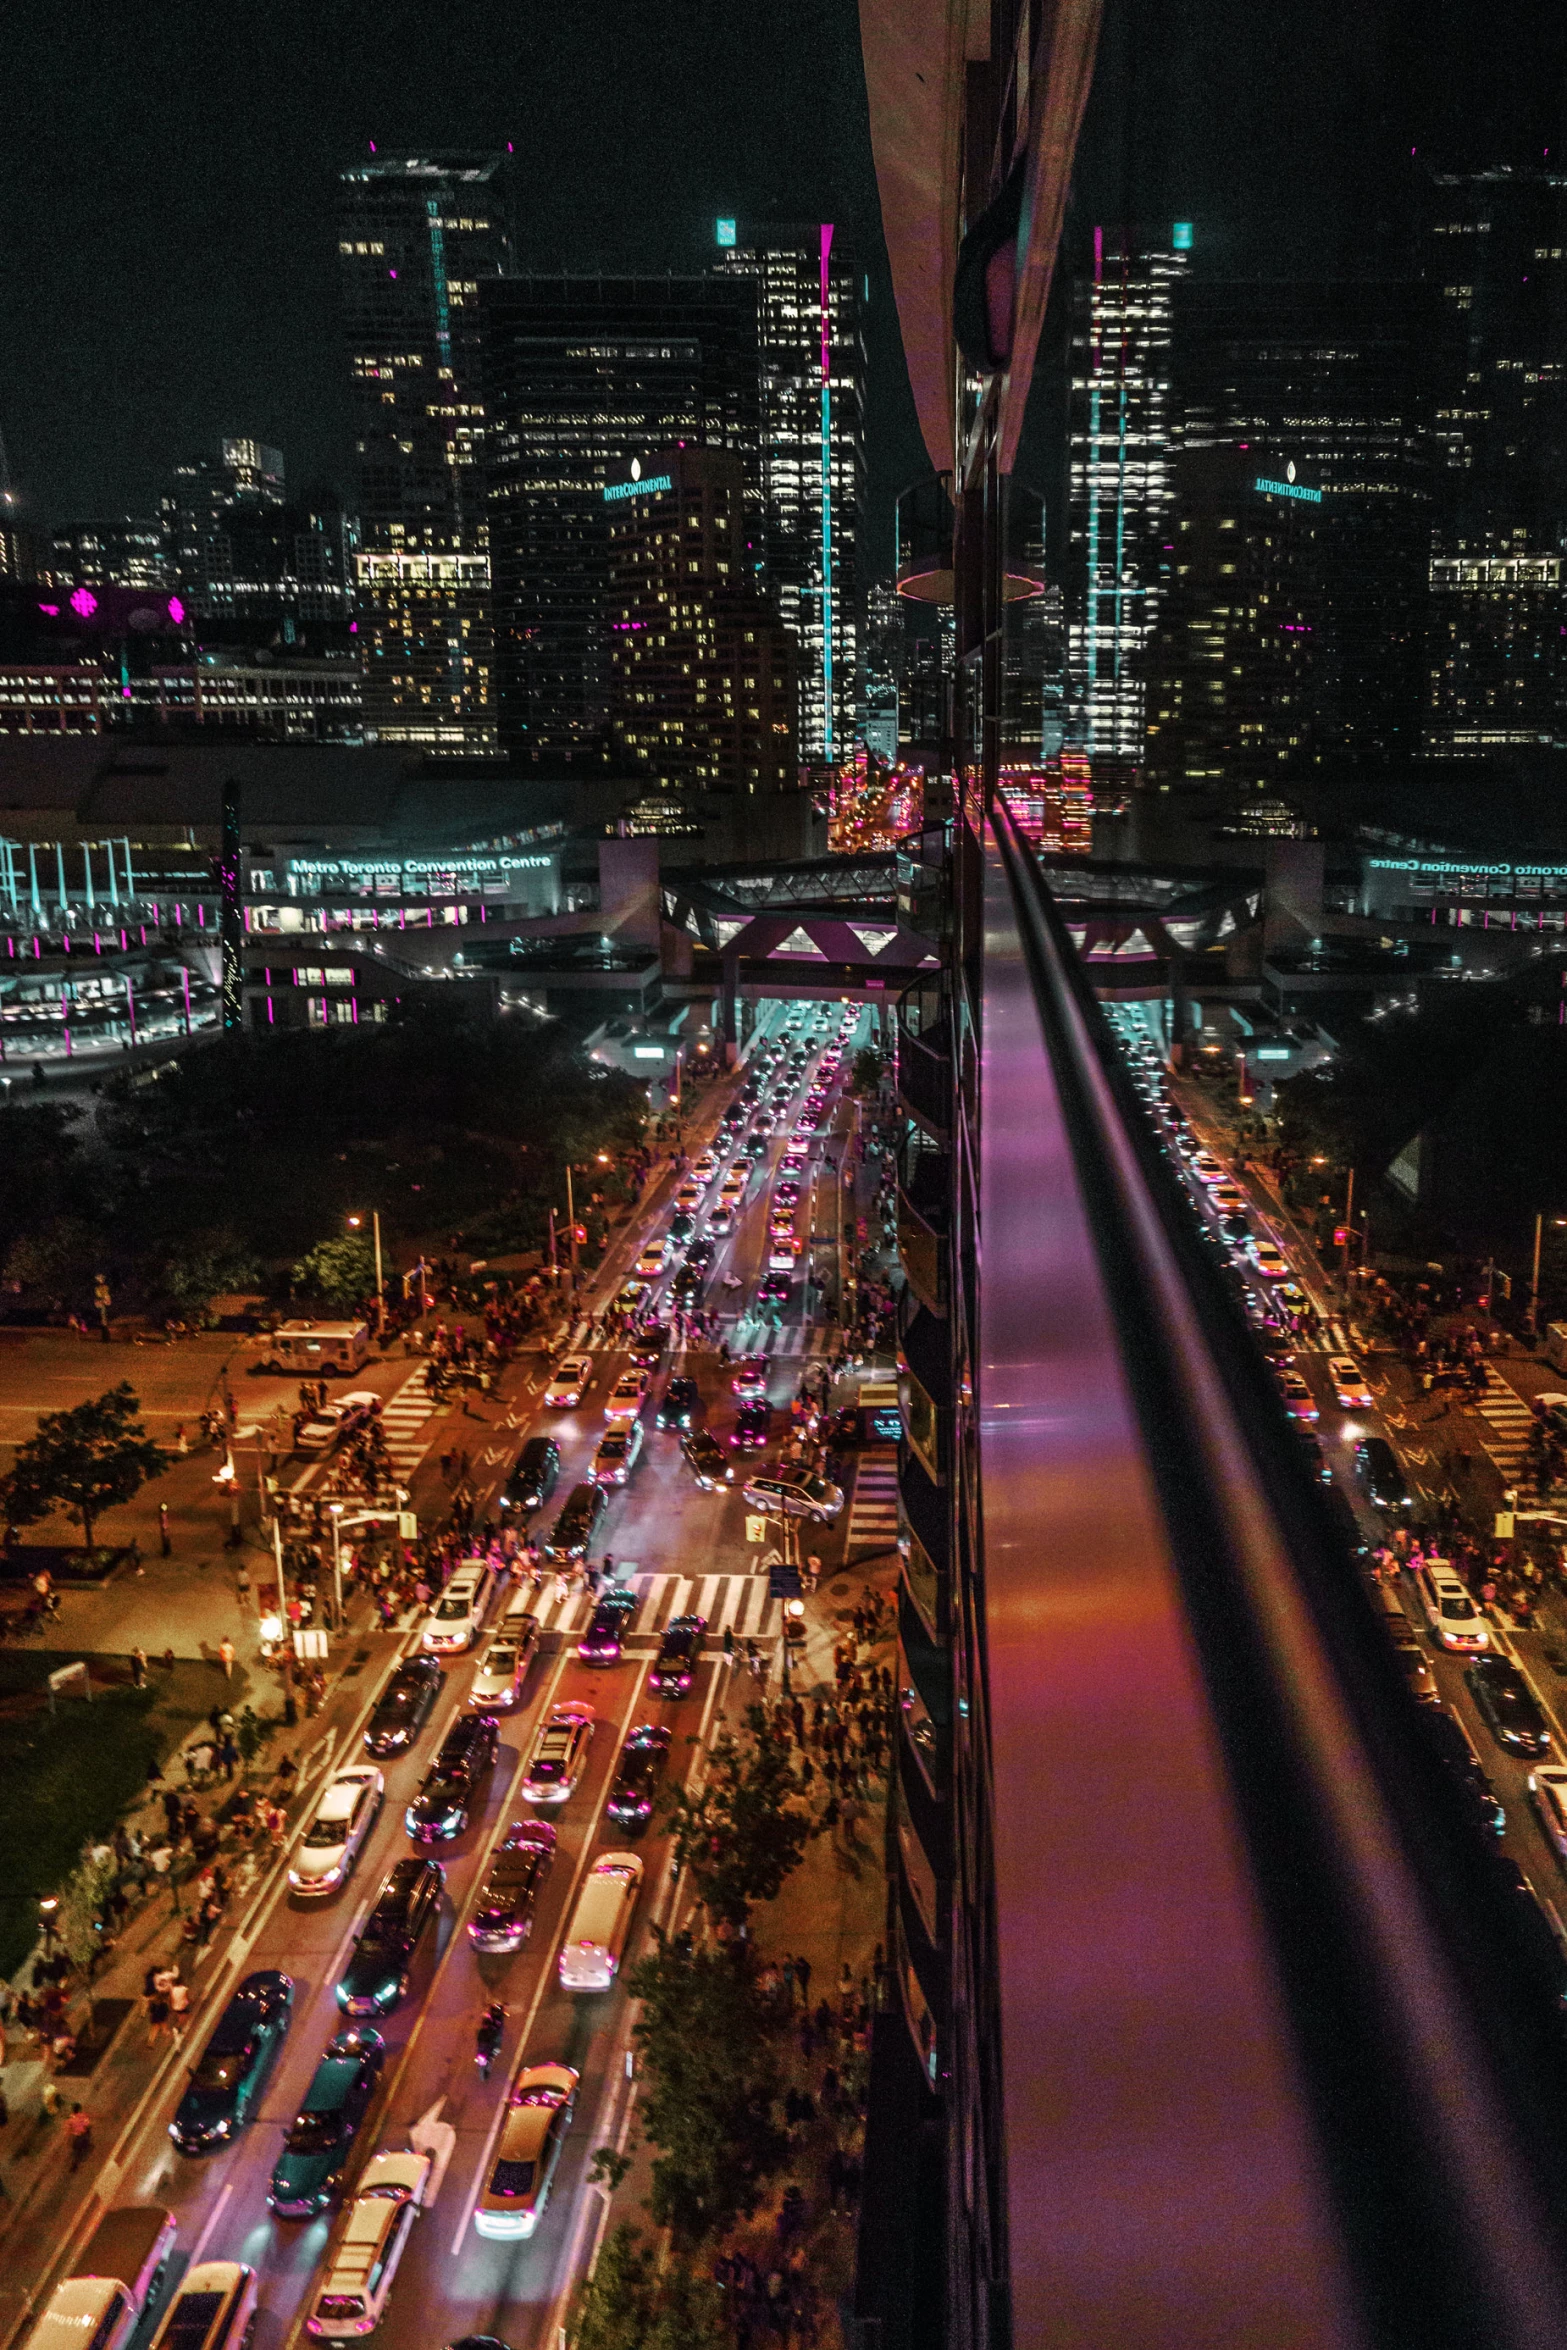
[184,2179,235,2270]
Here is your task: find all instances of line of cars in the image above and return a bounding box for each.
[143,1547,716,2339]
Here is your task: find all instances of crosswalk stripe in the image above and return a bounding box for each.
[513,1569,777,1641]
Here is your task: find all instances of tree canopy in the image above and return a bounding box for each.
[1,1383,166,1548]
[662,1701,815,1927]
[624,1938,790,2245]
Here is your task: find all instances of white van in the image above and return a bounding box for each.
[558,1852,643,1992]
[305,2150,432,2339]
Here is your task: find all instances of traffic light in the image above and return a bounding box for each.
[573,1224,587,1245]
[768,1556,803,1601]
[1333,1226,1349,1246]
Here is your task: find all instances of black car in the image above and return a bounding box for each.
[545,1481,608,1562]
[1417,1708,1506,1837]
[682,1428,735,1488]
[668,1210,696,1246]
[1491,1855,1567,2016]
[170,1969,293,2154]
[501,1436,560,1515]
[628,1328,669,1370]
[1355,1434,1413,1514]
[1293,1426,1333,1484]
[577,1589,638,1666]
[649,1614,705,1697]
[606,1724,672,1832]
[1465,1655,1553,1757]
[671,1261,705,1305]
[267,2026,384,2216]
[657,1376,701,1431]
[336,1858,444,2015]
[406,1712,500,1842]
[364,1654,444,1759]
[469,1820,557,1952]
[758,1273,793,1309]
[730,1399,772,1450]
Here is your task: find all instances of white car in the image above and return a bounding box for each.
[1327,1356,1373,1411]
[422,1567,490,1655]
[473,2062,579,2240]
[1411,1561,1490,1653]
[709,1202,736,1236]
[1529,1766,1567,1864]
[288,1767,383,1896]
[521,1703,595,1804]
[769,1238,802,1272]
[633,1242,669,1279]
[469,1621,539,1711]
[603,1368,650,1422]
[545,1355,594,1409]
[592,1420,644,1485]
[294,1391,383,1454]
[305,2148,432,2339]
[1246,1237,1289,1279]
[1190,1153,1226,1186]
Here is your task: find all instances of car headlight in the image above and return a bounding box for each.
[212,2116,233,2139]
[442,1809,463,1832]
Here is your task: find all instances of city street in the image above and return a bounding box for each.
[6,996,890,2350]
[1113,1012,1567,1949]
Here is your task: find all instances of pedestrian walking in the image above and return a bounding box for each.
[218,1637,235,1679]
[130,1647,147,1689]
[158,1503,172,1558]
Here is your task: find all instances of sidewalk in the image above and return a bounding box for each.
[0,1613,404,2344]
[597,1530,898,2345]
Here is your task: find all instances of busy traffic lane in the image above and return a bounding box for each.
[100,1602,711,2350]
[1110,1015,1567,1949]
[377,1651,725,2350]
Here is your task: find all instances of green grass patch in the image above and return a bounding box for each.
[0,1652,161,1981]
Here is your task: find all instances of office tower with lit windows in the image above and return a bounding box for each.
[1145,278,1435,796]
[1065,228,1188,783]
[161,439,284,617]
[605,443,795,807]
[51,517,168,591]
[481,272,761,765]
[714,221,866,765]
[860,579,902,763]
[337,151,512,746]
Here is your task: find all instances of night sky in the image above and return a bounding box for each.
[3,0,1564,570]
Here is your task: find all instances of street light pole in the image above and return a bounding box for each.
[1531,1212,1544,1341]
[1340,1166,1355,1307]
[372,1210,384,1331]
[329,1505,344,1629]
[565,1164,579,1291]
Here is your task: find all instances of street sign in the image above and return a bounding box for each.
[398,1513,419,1540]
[47,1662,91,1708]
[293,1628,329,1661]
[1495,1512,1516,1540]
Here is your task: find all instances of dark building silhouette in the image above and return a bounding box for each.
[1146,280,1436,798]
[481,273,761,766]
[606,444,794,807]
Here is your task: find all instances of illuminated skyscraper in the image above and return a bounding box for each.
[605,444,795,807]
[337,151,512,747]
[51,517,168,591]
[714,221,866,764]
[481,272,761,764]
[1066,227,1187,782]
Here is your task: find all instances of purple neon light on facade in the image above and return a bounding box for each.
[37,603,59,617]
[69,587,98,619]
[167,595,186,625]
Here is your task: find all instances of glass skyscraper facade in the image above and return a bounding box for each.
[715,222,866,765]
[1066,230,1186,782]
[337,151,512,747]
[480,273,761,766]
